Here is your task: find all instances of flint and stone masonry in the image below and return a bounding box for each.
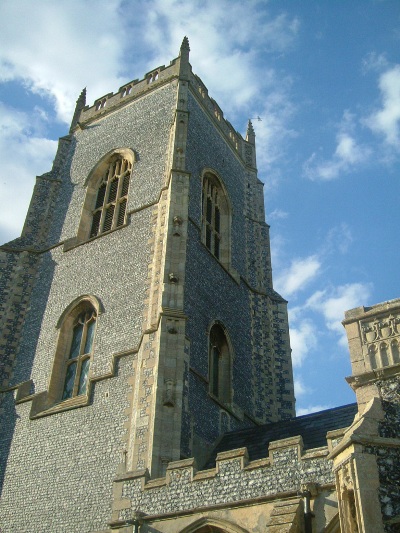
[0,38,399,533]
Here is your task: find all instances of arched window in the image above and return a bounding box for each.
[48,297,100,406]
[75,150,135,244]
[90,154,132,238]
[62,308,96,400]
[209,323,232,404]
[202,172,230,267]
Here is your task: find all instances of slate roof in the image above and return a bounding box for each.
[204,403,358,468]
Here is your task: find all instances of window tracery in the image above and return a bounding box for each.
[202,172,230,267]
[90,155,132,238]
[47,297,101,408]
[62,309,96,400]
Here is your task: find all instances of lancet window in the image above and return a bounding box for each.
[202,172,230,266]
[209,323,232,404]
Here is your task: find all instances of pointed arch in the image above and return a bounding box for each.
[201,169,231,268]
[77,148,135,241]
[48,296,101,405]
[208,321,233,404]
[179,517,249,533]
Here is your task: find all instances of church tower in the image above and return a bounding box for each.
[0,38,295,531]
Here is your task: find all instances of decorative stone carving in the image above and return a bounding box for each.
[169,272,179,283]
[172,215,183,236]
[163,379,175,407]
[361,313,400,345]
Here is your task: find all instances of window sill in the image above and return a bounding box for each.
[63,223,128,252]
[208,392,244,421]
[29,393,90,419]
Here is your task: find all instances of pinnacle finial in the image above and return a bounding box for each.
[78,87,87,106]
[247,120,255,136]
[70,87,87,133]
[246,119,256,145]
[181,36,190,52]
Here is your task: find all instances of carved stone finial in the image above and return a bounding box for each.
[246,120,256,145]
[181,36,190,52]
[247,120,255,135]
[78,87,87,106]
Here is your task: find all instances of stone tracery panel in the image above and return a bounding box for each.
[360,311,400,369]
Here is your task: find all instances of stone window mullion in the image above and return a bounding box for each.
[98,172,113,234]
[89,154,132,239]
[112,165,125,231]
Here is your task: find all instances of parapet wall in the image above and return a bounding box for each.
[110,433,343,526]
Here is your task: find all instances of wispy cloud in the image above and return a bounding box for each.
[294,377,309,397]
[305,282,373,346]
[268,208,289,221]
[365,65,400,150]
[0,103,57,243]
[324,223,354,255]
[289,318,318,367]
[297,404,333,416]
[361,51,389,74]
[275,255,321,297]
[303,111,371,180]
[0,0,128,123]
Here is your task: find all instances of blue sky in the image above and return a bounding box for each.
[1,0,399,415]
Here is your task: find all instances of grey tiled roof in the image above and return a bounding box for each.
[204,403,358,468]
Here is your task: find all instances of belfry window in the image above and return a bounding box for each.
[202,172,230,267]
[209,323,232,404]
[90,155,131,238]
[62,308,96,400]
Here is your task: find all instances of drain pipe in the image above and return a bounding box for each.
[131,511,146,533]
[298,489,313,533]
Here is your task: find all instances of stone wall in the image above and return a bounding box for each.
[377,376,400,531]
[110,437,337,533]
[181,88,294,456]
[0,80,177,532]
[0,355,133,533]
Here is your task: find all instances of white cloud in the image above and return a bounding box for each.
[294,377,309,397]
[365,65,400,149]
[289,318,318,367]
[0,1,301,242]
[268,208,289,221]
[254,85,298,175]
[304,111,371,180]
[324,223,353,255]
[0,103,57,244]
[139,0,300,139]
[0,0,128,123]
[361,51,388,74]
[297,404,332,416]
[306,283,373,346]
[275,255,321,297]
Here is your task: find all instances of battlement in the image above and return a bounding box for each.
[110,433,343,524]
[72,40,253,167]
[78,59,180,123]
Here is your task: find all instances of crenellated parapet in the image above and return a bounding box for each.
[72,37,255,172]
[108,435,341,531]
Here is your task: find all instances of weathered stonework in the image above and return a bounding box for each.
[1,37,398,533]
